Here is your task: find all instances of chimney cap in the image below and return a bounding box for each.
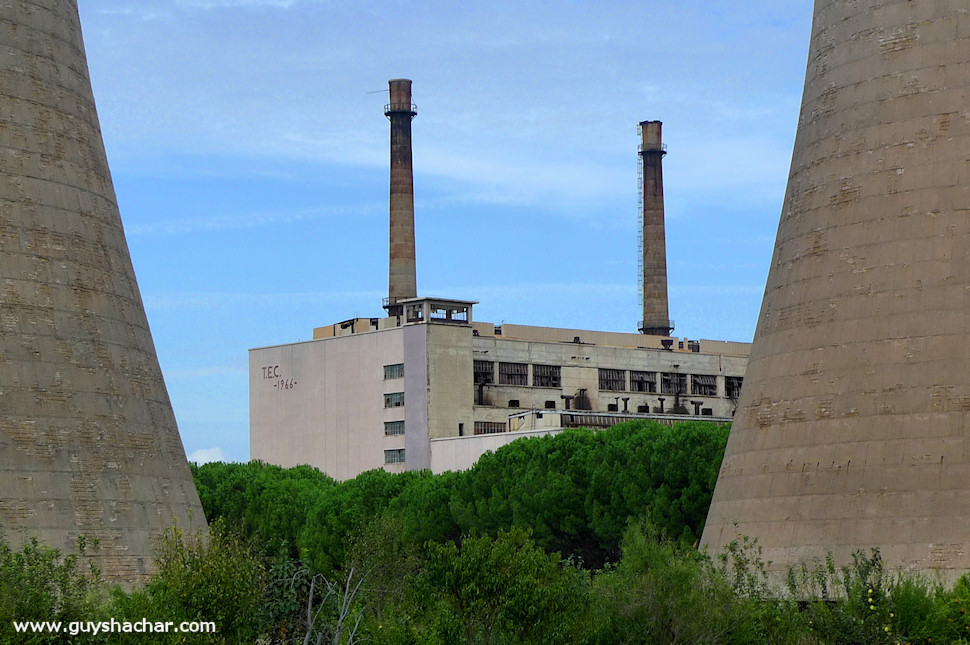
[385,79,417,117]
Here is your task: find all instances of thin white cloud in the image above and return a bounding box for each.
[176,0,299,8]
[188,447,226,464]
[143,290,384,311]
[166,365,248,379]
[82,0,810,216]
[94,7,172,21]
[669,284,764,296]
[125,202,381,237]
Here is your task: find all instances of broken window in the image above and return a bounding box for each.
[499,362,528,386]
[474,360,495,385]
[533,364,561,388]
[405,304,424,323]
[631,370,657,393]
[474,421,506,435]
[726,376,744,399]
[691,374,717,396]
[598,368,626,392]
[384,392,405,408]
[661,373,687,394]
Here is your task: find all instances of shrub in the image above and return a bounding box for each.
[114,520,266,644]
[0,531,107,644]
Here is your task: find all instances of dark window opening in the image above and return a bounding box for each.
[474,421,506,435]
[474,360,495,385]
[598,368,626,392]
[661,373,687,395]
[631,371,657,393]
[691,374,717,396]
[533,364,561,388]
[499,362,528,386]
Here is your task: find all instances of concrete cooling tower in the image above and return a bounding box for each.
[0,1,205,581]
[702,0,970,580]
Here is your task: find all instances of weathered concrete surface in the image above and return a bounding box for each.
[0,0,205,582]
[384,79,417,315]
[639,121,671,336]
[702,0,970,582]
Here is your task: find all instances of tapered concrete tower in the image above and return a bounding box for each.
[0,1,205,581]
[383,79,418,317]
[638,121,673,336]
[702,0,970,580]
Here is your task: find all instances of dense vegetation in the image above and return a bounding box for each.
[6,419,970,643]
[194,419,727,572]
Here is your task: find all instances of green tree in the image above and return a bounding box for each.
[588,518,803,645]
[585,420,729,551]
[412,528,589,645]
[193,461,335,559]
[387,469,462,546]
[299,469,424,574]
[114,520,267,644]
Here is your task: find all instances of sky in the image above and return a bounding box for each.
[76,0,816,464]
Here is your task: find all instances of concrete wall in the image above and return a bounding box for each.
[703,0,970,581]
[0,0,205,582]
[426,324,475,439]
[403,324,429,470]
[430,429,564,473]
[480,322,749,356]
[250,328,406,480]
[472,334,746,418]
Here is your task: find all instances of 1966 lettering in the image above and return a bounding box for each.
[262,365,298,391]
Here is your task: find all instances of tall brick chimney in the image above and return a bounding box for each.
[638,120,673,336]
[383,79,418,316]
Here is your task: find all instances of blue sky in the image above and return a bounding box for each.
[76,0,815,463]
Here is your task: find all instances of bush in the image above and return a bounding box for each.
[409,528,589,644]
[114,520,267,644]
[0,531,107,644]
[588,518,805,645]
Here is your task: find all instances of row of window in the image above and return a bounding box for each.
[387,419,508,439]
[474,360,742,397]
[476,360,561,387]
[474,421,506,435]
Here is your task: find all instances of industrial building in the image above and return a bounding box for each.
[250,80,749,479]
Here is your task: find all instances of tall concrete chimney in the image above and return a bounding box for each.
[638,121,673,336]
[702,0,970,581]
[0,0,205,581]
[383,79,418,316]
